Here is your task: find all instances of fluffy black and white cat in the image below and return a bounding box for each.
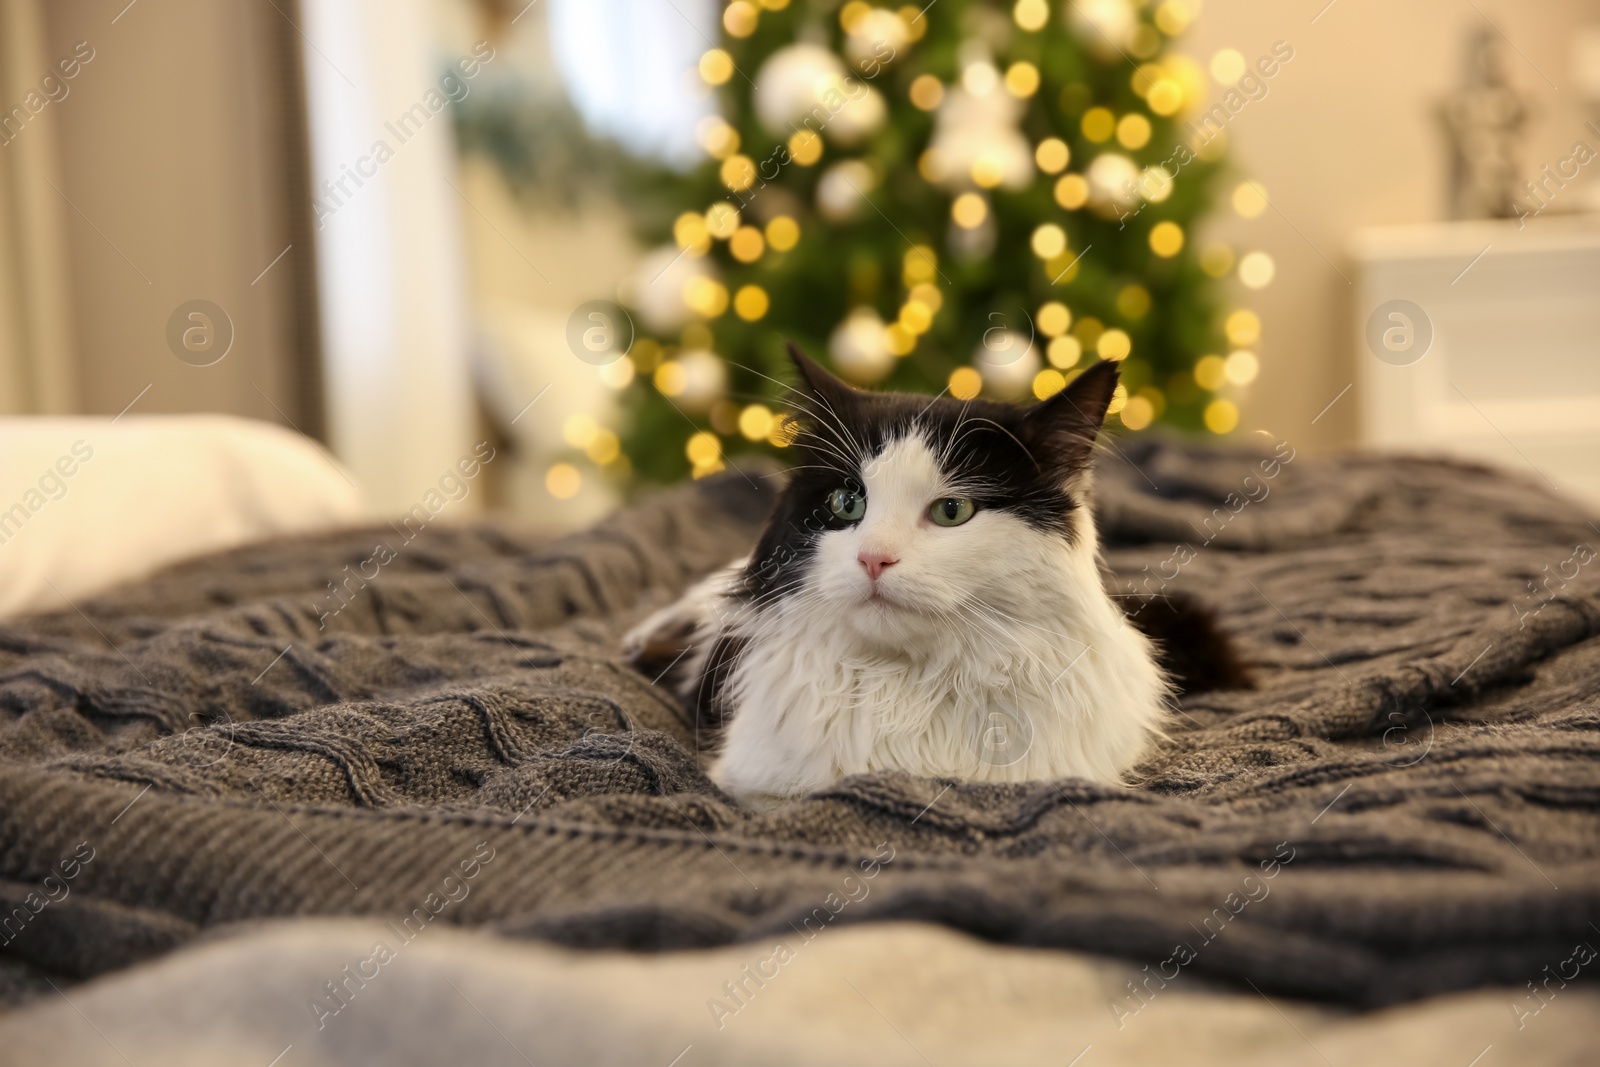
[626,345,1197,806]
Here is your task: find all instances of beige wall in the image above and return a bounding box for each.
[1181,0,1599,451]
[35,0,319,429]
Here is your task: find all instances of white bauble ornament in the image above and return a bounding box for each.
[1086,152,1141,216]
[753,44,885,145]
[1067,0,1136,57]
[845,10,909,72]
[1137,164,1175,204]
[827,86,887,145]
[829,307,894,385]
[975,329,1040,399]
[816,160,876,221]
[928,87,1034,193]
[623,245,712,334]
[676,349,727,412]
[753,44,845,133]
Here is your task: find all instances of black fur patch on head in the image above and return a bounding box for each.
[741,343,1119,603]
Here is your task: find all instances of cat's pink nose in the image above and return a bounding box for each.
[858,550,898,581]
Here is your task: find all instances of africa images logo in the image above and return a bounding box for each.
[1365,299,1433,367]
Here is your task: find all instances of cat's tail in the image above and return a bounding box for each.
[1124,590,1254,694]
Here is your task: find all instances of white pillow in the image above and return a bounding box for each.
[0,415,363,618]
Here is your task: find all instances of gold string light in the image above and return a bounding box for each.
[1204,398,1239,433]
[952,193,987,228]
[765,216,800,251]
[698,49,733,86]
[1149,221,1184,258]
[1013,0,1049,31]
[734,284,770,320]
[909,74,944,110]
[723,1,759,37]
[948,367,982,399]
[546,463,581,499]
[1032,369,1066,399]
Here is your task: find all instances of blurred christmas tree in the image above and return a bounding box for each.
[613,0,1249,484]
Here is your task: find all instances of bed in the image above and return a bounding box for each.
[0,438,1596,1065]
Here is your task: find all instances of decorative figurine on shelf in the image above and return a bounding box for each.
[1439,26,1530,220]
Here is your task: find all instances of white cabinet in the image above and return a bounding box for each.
[1350,217,1600,506]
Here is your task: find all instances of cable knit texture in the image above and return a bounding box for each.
[0,442,1596,1009]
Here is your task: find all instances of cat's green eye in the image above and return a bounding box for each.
[929,497,976,527]
[827,487,866,523]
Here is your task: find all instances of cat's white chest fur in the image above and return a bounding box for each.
[706,524,1167,802]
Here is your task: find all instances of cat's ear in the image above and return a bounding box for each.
[785,341,856,418]
[1021,359,1120,479]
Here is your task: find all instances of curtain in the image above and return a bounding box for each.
[0,0,77,415]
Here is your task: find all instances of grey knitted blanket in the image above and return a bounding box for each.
[1,441,1596,1011]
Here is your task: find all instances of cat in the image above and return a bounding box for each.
[625,344,1225,806]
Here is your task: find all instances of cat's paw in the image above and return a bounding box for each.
[622,555,749,676]
[621,600,703,673]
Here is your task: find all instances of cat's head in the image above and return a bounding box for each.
[741,343,1120,637]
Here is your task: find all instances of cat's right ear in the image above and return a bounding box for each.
[1020,359,1120,480]
[785,341,856,419]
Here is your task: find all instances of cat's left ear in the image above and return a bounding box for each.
[785,341,857,419]
[1020,359,1120,480]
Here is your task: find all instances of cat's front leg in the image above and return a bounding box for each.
[622,555,748,687]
